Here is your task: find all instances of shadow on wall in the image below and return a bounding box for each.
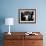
[0,16,5,46]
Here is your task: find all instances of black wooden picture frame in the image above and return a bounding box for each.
[18,9,36,24]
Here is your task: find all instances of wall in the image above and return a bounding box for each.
[0,0,46,46]
[0,0,46,32]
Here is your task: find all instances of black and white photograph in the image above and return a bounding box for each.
[19,9,36,23]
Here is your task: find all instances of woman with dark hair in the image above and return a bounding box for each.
[28,11,34,21]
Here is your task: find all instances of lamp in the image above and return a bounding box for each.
[5,18,14,35]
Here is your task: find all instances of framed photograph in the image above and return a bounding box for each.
[18,9,36,23]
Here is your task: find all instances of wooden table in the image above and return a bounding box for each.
[4,32,43,46]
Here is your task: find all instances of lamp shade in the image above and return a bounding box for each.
[5,18,14,25]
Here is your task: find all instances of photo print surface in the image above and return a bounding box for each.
[19,9,36,23]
